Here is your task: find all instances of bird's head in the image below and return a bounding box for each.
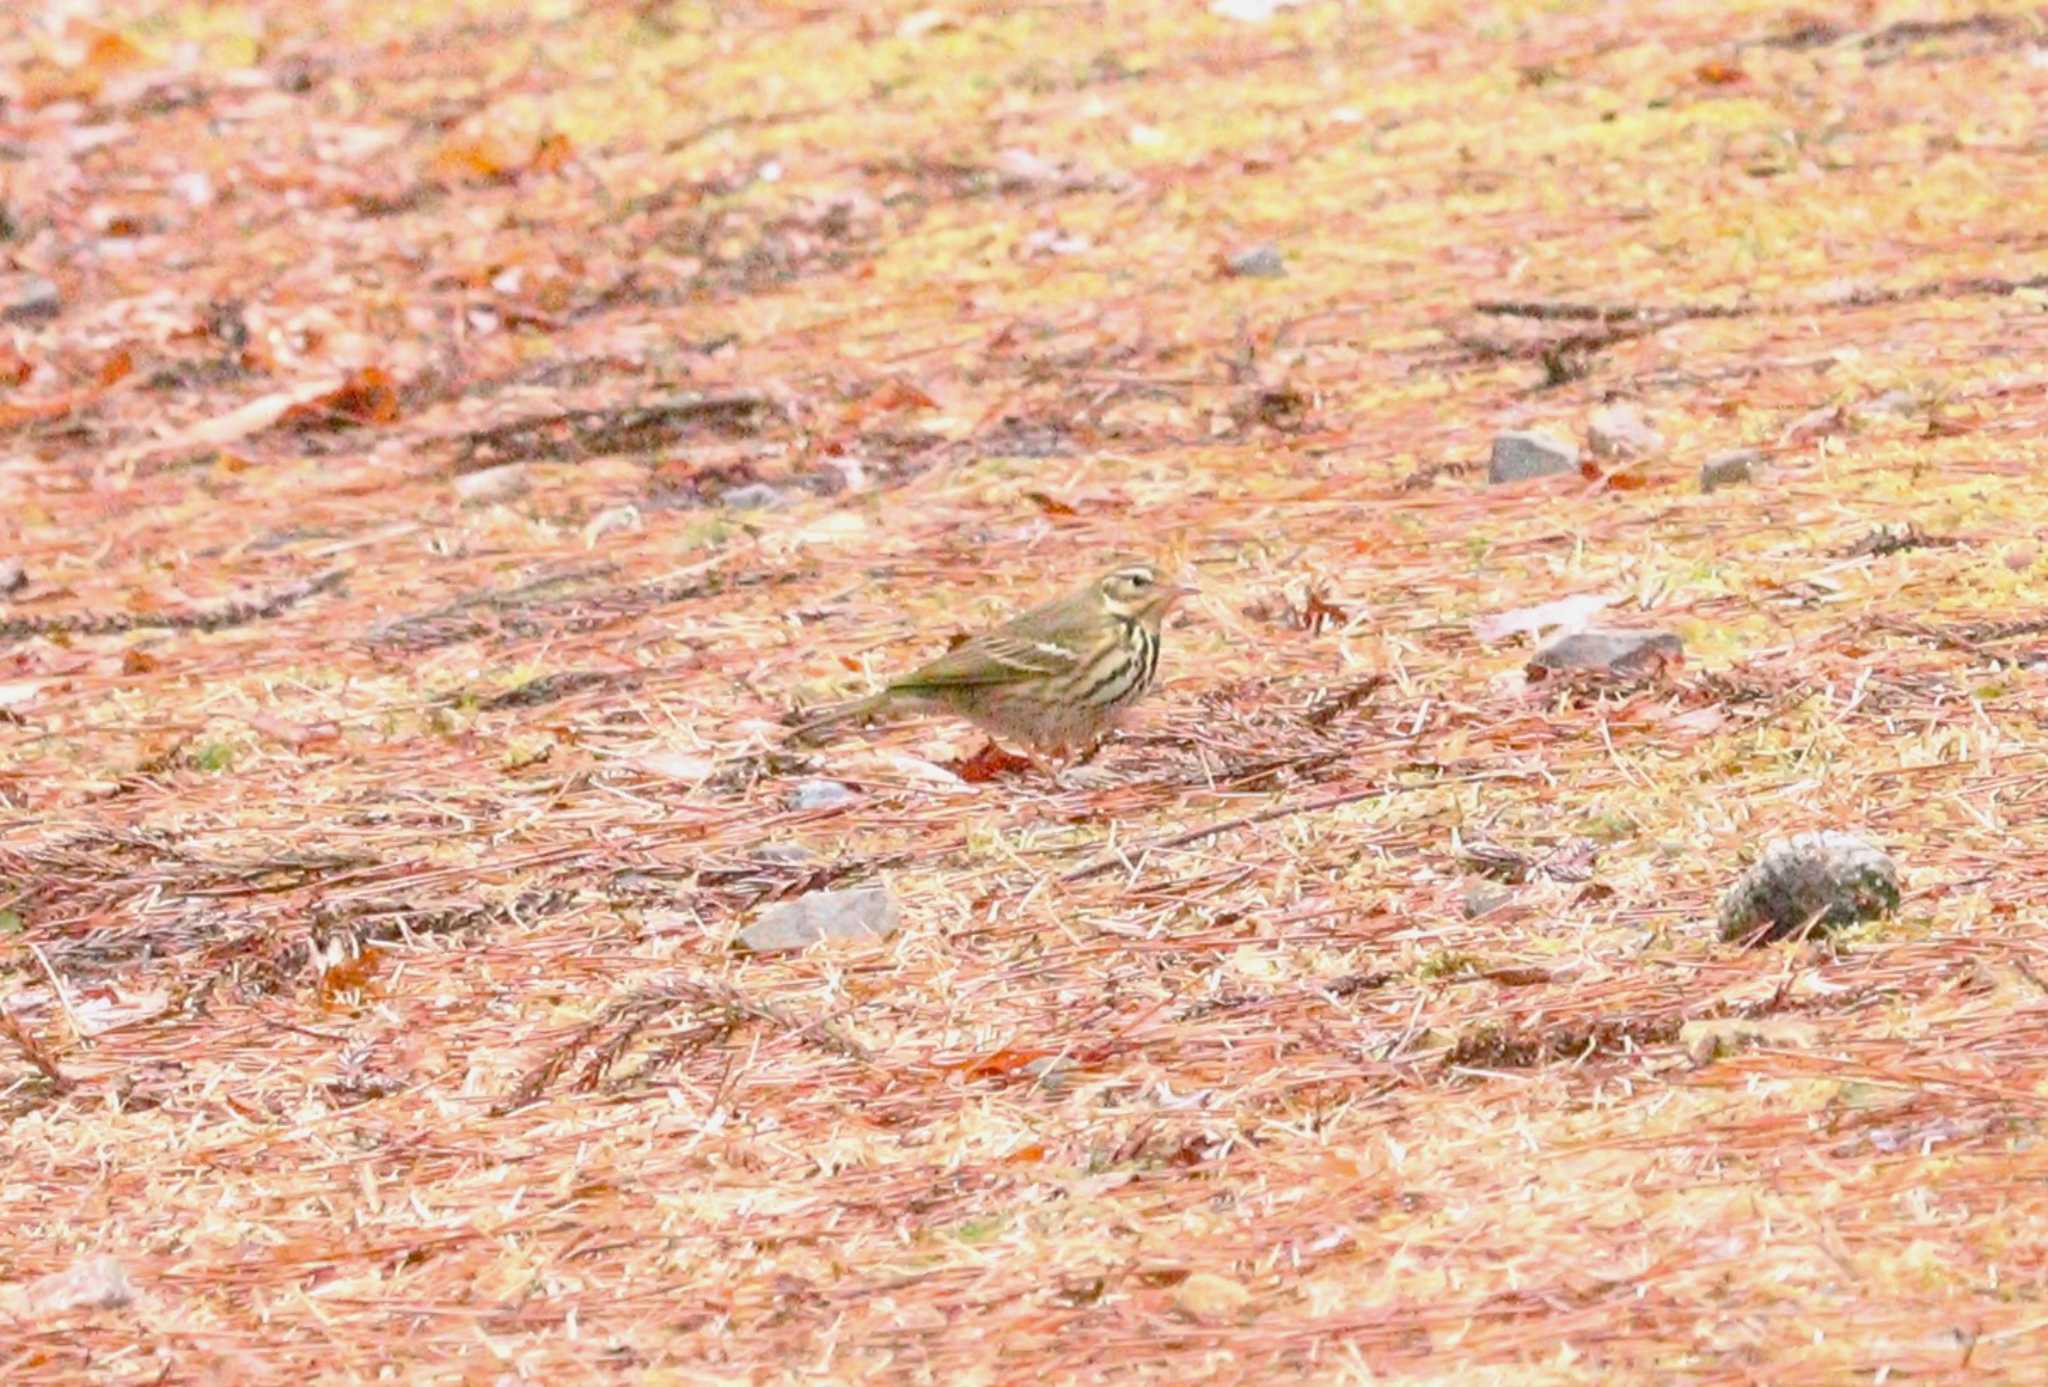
[1097,562,1196,628]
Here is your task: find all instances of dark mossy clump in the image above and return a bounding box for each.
[1718,831,1900,945]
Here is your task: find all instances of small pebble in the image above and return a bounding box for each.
[1488,430,1580,484]
[27,1254,135,1313]
[453,463,529,505]
[792,778,859,810]
[1586,402,1664,461]
[1174,1271,1251,1320]
[607,870,672,898]
[1779,403,1848,446]
[1222,245,1287,278]
[721,482,789,511]
[1859,388,1918,418]
[1699,449,1760,492]
[1529,628,1683,677]
[739,885,899,952]
[582,504,642,547]
[3,274,60,324]
[1023,1055,1074,1093]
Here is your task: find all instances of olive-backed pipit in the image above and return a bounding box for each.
[795,561,1193,764]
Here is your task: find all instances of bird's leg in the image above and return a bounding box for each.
[1036,735,1120,791]
[1020,742,1073,790]
[1044,740,1122,792]
[1040,749,1071,790]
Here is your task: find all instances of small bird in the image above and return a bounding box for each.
[794,561,1195,768]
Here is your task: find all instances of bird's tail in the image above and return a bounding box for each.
[785,690,892,745]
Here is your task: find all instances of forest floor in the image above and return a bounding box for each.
[7,0,2048,1381]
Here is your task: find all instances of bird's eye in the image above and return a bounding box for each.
[1127,571,1152,588]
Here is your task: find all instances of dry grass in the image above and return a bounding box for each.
[7,0,2048,1380]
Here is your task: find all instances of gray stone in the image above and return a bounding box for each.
[0,557,23,597]
[721,483,790,511]
[992,147,1068,191]
[1718,831,1898,945]
[1859,388,1919,418]
[750,842,818,866]
[1024,1056,1074,1093]
[739,885,899,952]
[1223,245,1287,278]
[453,463,529,504]
[1700,449,1760,492]
[606,870,674,899]
[1778,403,1848,445]
[1462,882,1514,919]
[27,1254,135,1313]
[1488,430,1580,484]
[3,275,59,324]
[1586,403,1664,461]
[1529,628,1682,677]
[792,778,858,810]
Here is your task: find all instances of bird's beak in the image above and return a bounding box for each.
[1164,580,1199,607]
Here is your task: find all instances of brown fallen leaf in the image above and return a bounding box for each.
[281,366,399,430]
[15,22,147,108]
[93,348,134,388]
[430,132,523,184]
[932,1046,1050,1076]
[1023,490,1078,517]
[1297,588,1346,633]
[72,20,146,72]
[867,377,937,413]
[1588,462,1654,491]
[528,132,574,175]
[952,740,1035,783]
[318,949,385,1003]
[842,377,940,427]
[0,395,79,430]
[1779,403,1848,446]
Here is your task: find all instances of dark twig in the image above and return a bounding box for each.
[1478,268,2048,329]
[1061,785,1384,884]
[0,567,346,643]
[495,974,874,1113]
[0,1006,71,1092]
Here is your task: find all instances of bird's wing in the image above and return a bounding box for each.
[887,598,1091,690]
